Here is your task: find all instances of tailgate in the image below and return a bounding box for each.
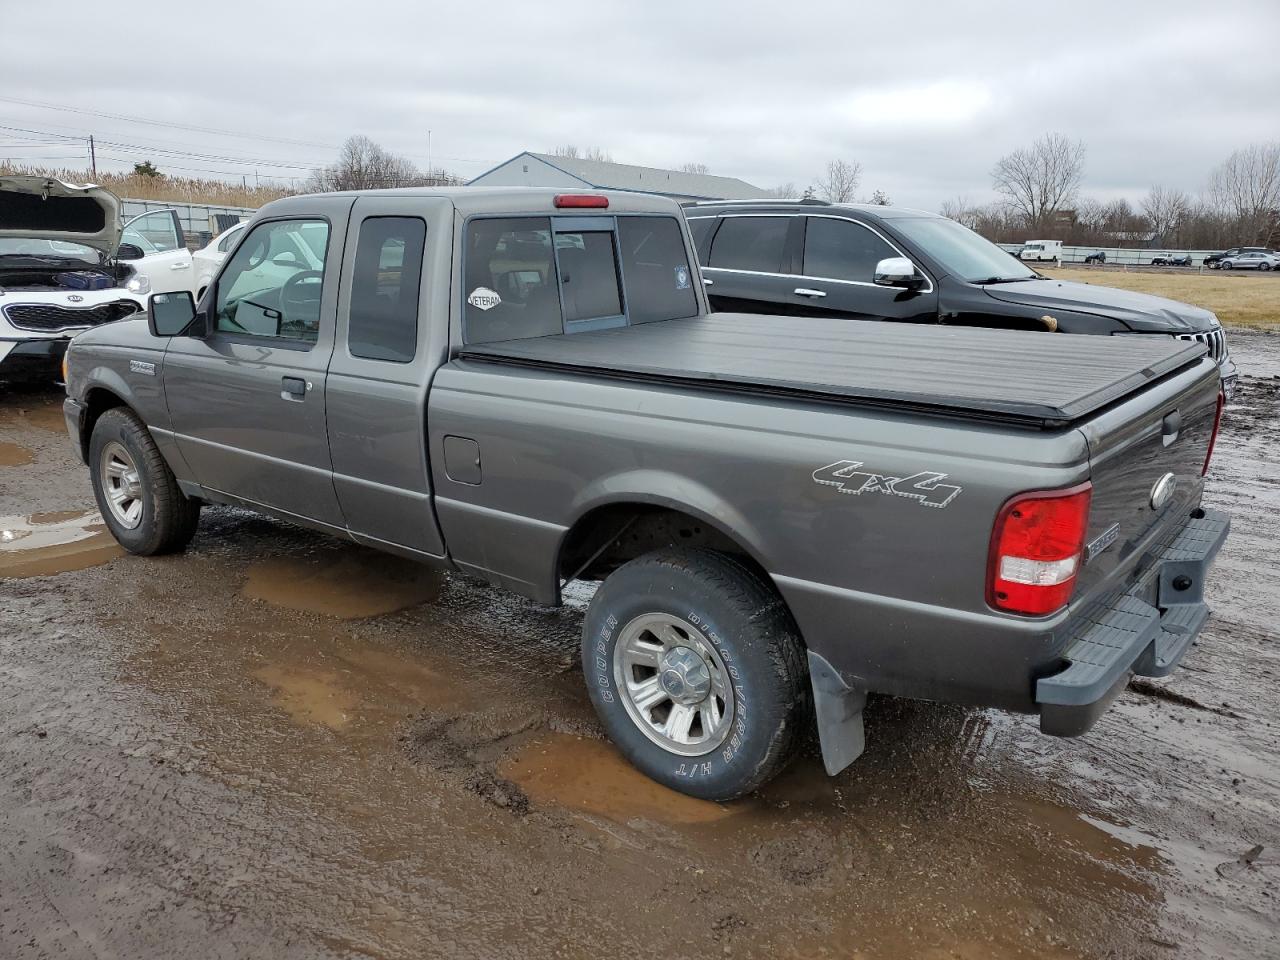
[1073,356,1221,597]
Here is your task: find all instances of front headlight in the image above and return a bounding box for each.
[126,274,151,295]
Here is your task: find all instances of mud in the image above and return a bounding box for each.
[0,441,34,467]
[1,338,1278,959]
[0,509,123,577]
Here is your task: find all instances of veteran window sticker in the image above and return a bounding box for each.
[468,287,502,311]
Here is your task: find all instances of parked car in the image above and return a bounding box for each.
[1083,251,1107,264]
[683,200,1238,399]
[1018,239,1062,262]
[1204,246,1269,269]
[118,208,197,296]
[192,221,247,299]
[0,176,148,381]
[1151,253,1192,267]
[63,187,1230,800]
[1219,251,1278,271]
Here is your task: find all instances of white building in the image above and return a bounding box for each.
[468,151,768,202]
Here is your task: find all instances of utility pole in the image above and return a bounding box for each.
[88,135,97,179]
[427,129,432,179]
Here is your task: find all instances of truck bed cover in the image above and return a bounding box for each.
[459,313,1206,427]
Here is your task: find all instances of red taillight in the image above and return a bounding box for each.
[1202,390,1224,476]
[554,194,608,208]
[988,483,1093,616]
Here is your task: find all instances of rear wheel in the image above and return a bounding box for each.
[582,548,810,800]
[1261,264,1272,272]
[89,407,200,555]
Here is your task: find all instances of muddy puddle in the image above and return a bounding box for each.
[501,732,736,824]
[0,440,34,466]
[242,544,442,618]
[0,509,122,577]
[0,396,66,432]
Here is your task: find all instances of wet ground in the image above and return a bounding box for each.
[1,336,1277,960]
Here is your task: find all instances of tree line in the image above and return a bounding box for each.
[943,134,1280,249]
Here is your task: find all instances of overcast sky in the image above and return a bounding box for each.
[3,1,1277,209]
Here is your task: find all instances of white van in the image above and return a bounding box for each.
[1018,240,1062,262]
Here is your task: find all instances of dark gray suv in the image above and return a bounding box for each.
[684,200,1238,399]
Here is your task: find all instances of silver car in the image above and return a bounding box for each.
[1220,250,1278,271]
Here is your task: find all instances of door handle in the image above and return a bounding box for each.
[794,288,826,298]
[170,262,189,270]
[702,277,714,286]
[281,376,307,401]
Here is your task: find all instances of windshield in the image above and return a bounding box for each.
[894,218,1037,283]
[0,238,100,261]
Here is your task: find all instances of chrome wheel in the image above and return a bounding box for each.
[100,440,144,529]
[612,612,735,756]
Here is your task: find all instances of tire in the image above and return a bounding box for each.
[89,407,200,555]
[1261,264,1272,272]
[582,547,811,801]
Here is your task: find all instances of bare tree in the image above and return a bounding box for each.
[991,133,1086,231]
[1208,142,1280,243]
[867,189,890,206]
[940,196,979,229]
[815,159,862,202]
[1143,185,1190,245]
[762,182,798,198]
[680,162,709,175]
[306,135,423,192]
[552,144,613,163]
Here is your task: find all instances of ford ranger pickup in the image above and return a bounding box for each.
[61,187,1230,800]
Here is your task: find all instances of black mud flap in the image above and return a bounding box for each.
[807,650,867,776]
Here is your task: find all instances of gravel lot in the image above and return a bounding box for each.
[1,334,1277,960]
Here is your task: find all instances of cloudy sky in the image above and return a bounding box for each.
[3,1,1277,209]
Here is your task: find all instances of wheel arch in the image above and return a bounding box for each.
[554,475,777,599]
[78,384,132,462]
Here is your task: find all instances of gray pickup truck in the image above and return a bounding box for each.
[62,187,1229,800]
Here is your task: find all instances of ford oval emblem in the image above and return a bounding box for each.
[66,294,84,303]
[1150,472,1178,511]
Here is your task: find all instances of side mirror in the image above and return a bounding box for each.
[117,242,145,261]
[272,253,299,267]
[873,256,924,289]
[149,291,197,337]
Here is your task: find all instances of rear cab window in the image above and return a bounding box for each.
[463,214,698,344]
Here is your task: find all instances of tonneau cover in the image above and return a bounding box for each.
[459,313,1207,427]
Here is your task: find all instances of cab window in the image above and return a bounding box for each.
[464,217,564,343]
[347,216,425,363]
[463,214,699,344]
[215,219,330,342]
[617,216,698,323]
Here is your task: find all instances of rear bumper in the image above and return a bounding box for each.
[1036,507,1230,736]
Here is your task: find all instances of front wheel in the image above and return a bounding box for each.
[582,548,811,801]
[89,407,200,555]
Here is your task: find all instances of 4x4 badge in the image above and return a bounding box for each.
[813,460,962,509]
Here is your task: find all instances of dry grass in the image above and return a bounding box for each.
[0,163,291,209]
[1043,267,1280,331]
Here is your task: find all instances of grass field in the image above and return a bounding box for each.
[0,163,291,209]
[1043,267,1280,331]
